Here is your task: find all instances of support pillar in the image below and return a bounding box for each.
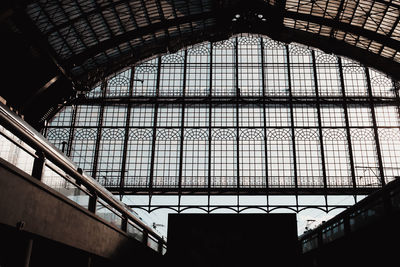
[23,239,33,267]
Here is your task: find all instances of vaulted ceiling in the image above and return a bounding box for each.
[1,0,399,128]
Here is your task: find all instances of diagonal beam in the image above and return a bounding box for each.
[63,11,217,68]
[284,10,400,51]
[64,7,400,72]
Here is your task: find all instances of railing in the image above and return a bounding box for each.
[299,175,400,253]
[0,103,166,254]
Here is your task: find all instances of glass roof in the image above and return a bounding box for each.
[25,0,400,90]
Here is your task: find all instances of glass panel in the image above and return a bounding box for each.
[351,128,381,187]
[102,106,127,127]
[96,200,123,229]
[211,129,237,188]
[97,129,125,187]
[212,39,236,96]
[239,104,263,127]
[70,128,97,175]
[47,106,73,127]
[125,129,152,187]
[0,126,35,174]
[160,51,185,96]
[263,38,289,97]
[315,51,341,97]
[342,59,368,96]
[289,44,315,97]
[238,36,262,96]
[106,69,131,97]
[42,164,90,208]
[239,129,266,188]
[182,129,208,188]
[295,129,323,187]
[133,58,158,96]
[369,69,394,97]
[127,221,144,242]
[378,128,400,183]
[157,105,182,127]
[153,129,180,187]
[323,129,352,187]
[186,44,210,96]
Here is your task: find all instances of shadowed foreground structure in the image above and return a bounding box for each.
[167,214,299,267]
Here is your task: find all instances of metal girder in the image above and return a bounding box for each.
[70,24,400,91]
[63,11,217,69]
[72,28,400,91]
[72,96,400,106]
[106,187,379,196]
[61,0,400,88]
[284,10,400,52]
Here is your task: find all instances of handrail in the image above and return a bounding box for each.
[0,103,166,252]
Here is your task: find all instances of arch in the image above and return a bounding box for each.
[327,207,348,214]
[269,207,297,213]
[239,207,268,213]
[298,206,327,213]
[180,207,208,213]
[149,207,179,213]
[47,128,70,140]
[20,0,400,92]
[209,207,238,213]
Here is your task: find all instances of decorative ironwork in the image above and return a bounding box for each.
[184,129,208,140]
[289,44,311,55]
[238,36,260,45]
[74,129,97,140]
[378,128,400,141]
[295,129,319,140]
[267,129,292,140]
[129,129,153,140]
[343,63,365,74]
[212,129,236,140]
[350,129,375,141]
[47,129,70,140]
[188,45,210,55]
[213,40,235,48]
[135,63,157,74]
[316,53,337,64]
[162,54,184,64]
[156,129,181,140]
[322,129,347,141]
[239,129,264,140]
[264,38,285,49]
[101,129,125,140]
[371,75,393,87]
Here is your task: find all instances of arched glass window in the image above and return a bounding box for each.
[45,34,399,223]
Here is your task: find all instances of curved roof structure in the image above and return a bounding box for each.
[0,0,399,127]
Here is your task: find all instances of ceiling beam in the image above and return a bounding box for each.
[63,10,217,68]
[284,10,400,52]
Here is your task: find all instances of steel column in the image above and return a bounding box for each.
[148,57,161,210]
[338,57,358,199]
[91,81,106,180]
[312,50,329,211]
[260,37,270,210]
[286,44,299,210]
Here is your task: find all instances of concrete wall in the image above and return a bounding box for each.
[0,158,161,266]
